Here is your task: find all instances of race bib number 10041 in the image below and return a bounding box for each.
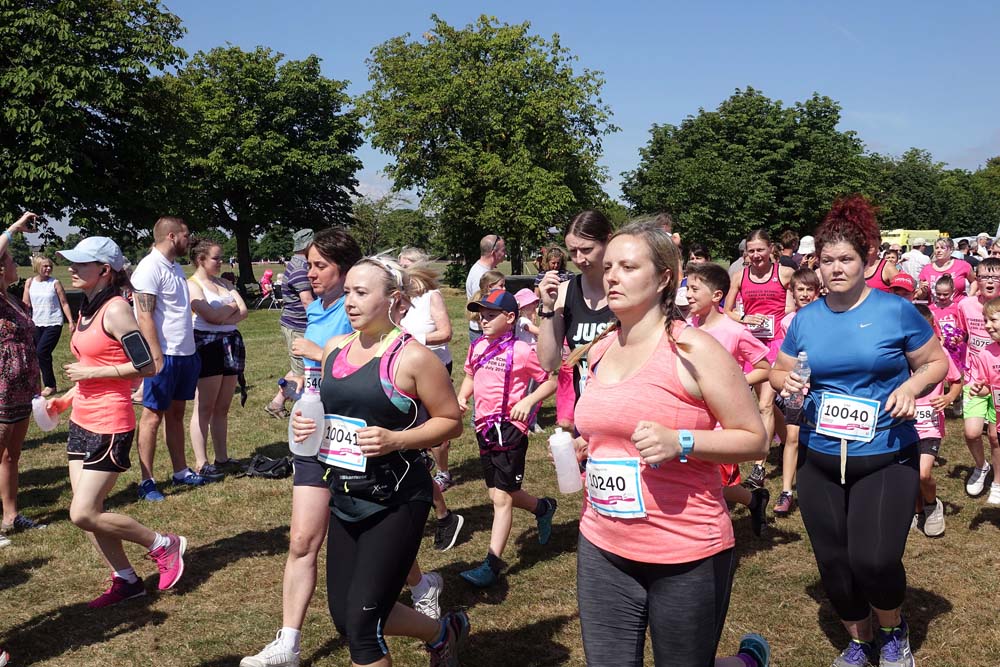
[815,393,880,442]
[317,414,367,471]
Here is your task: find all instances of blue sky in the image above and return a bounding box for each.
[143,1,1000,202]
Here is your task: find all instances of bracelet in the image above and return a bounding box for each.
[537,304,556,319]
[3,230,12,242]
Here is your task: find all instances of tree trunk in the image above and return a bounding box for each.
[510,235,524,275]
[236,229,256,286]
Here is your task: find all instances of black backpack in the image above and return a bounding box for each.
[238,454,293,480]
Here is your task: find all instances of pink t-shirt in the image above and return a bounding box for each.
[958,296,990,368]
[915,355,962,440]
[465,336,549,434]
[575,323,734,565]
[969,341,1000,412]
[930,300,967,371]
[919,260,973,297]
[693,313,768,369]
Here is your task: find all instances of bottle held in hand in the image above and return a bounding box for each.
[549,427,583,494]
[288,368,323,456]
[784,352,810,423]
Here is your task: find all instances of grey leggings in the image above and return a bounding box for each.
[577,533,735,667]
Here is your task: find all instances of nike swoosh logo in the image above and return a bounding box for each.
[899,458,911,464]
[362,605,376,611]
[859,323,873,328]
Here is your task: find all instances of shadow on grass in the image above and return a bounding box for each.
[301,633,349,667]
[20,430,66,452]
[248,440,293,459]
[1,586,168,665]
[435,558,512,607]
[0,557,50,591]
[465,612,576,666]
[969,506,1000,530]
[171,526,289,593]
[730,520,802,567]
[805,582,951,653]
[19,464,67,488]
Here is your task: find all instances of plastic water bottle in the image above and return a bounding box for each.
[549,428,583,494]
[32,395,59,432]
[277,378,301,402]
[784,352,811,421]
[288,369,324,456]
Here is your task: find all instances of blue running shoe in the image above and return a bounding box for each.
[426,609,470,667]
[738,633,770,667]
[537,497,557,545]
[878,619,915,667]
[171,471,209,487]
[832,639,878,667]
[459,559,498,588]
[138,479,165,502]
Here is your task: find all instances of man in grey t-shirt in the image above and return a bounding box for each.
[465,234,506,343]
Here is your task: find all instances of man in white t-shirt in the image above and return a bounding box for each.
[900,237,930,280]
[465,234,506,343]
[131,216,210,501]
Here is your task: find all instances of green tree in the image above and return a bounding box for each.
[869,148,948,231]
[126,46,363,283]
[361,15,617,273]
[621,87,872,257]
[8,234,31,266]
[255,228,293,262]
[0,0,185,227]
[349,193,442,256]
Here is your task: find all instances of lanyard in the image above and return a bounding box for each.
[471,333,517,436]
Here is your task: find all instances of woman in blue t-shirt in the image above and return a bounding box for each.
[771,195,947,667]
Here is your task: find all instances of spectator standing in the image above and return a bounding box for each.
[22,255,74,396]
[958,239,980,269]
[779,230,800,269]
[266,230,315,418]
[976,232,991,259]
[465,234,506,344]
[899,238,930,280]
[131,216,209,501]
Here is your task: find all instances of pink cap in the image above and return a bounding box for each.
[514,287,539,310]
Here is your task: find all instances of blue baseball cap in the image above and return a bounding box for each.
[467,288,519,315]
[57,236,126,271]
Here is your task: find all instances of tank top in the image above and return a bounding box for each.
[865,257,892,292]
[70,297,134,434]
[739,263,787,319]
[400,290,452,365]
[575,322,734,564]
[320,330,432,522]
[28,277,63,327]
[191,276,237,332]
[563,274,613,400]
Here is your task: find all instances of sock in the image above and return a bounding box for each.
[486,552,502,574]
[533,498,550,517]
[735,654,759,667]
[114,567,138,584]
[924,498,937,509]
[148,532,169,552]
[279,627,301,652]
[437,511,452,527]
[172,467,192,480]
[411,574,432,601]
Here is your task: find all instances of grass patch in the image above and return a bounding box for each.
[1,290,999,666]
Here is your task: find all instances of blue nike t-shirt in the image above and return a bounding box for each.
[781,288,934,456]
[304,295,353,370]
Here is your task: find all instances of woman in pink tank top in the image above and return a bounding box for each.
[47,236,188,608]
[571,221,770,667]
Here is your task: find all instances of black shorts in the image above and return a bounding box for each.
[477,423,529,492]
[293,454,329,488]
[67,422,133,472]
[194,329,246,377]
[918,437,941,458]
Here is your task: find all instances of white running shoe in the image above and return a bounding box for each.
[241,631,300,667]
[923,498,945,537]
[988,483,1000,506]
[413,572,443,620]
[965,463,992,496]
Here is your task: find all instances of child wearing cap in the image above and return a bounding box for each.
[890,273,916,301]
[456,289,558,587]
[514,288,540,345]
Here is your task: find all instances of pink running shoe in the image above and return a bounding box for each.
[147,534,187,590]
[88,575,146,608]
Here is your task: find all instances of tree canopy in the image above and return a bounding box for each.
[361,14,618,273]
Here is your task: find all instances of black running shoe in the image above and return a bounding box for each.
[434,512,465,552]
[745,464,766,490]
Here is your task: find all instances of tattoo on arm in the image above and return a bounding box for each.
[135,293,157,313]
[915,363,930,374]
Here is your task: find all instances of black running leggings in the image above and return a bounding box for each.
[326,501,431,664]
[796,444,919,622]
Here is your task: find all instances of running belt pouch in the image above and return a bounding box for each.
[239,455,293,479]
[326,456,418,503]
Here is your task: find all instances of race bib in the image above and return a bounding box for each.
[317,414,367,471]
[993,389,1000,410]
[815,392,880,443]
[914,405,936,427]
[969,334,991,353]
[747,314,775,340]
[586,458,646,519]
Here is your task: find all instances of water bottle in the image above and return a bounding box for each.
[549,428,583,494]
[784,352,811,422]
[288,368,324,456]
[277,378,301,402]
[32,395,60,432]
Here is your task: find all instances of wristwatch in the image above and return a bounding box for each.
[537,304,556,319]
[678,430,695,463]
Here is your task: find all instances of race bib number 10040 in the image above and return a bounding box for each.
[815,393,880,442]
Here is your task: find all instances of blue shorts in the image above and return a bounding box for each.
[143,354,201,411]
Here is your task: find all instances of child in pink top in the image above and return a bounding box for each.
[929,275,967,373]
[913,305,963,536]
[457,289,557,587]
[966,294,1000,505]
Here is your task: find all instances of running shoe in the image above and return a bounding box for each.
[537,497,557,545]
[0,647,8,667]
[738,632,771,667]
[832,639,878,667]
[965,463,992,496]
[923,498,945,537]
[878,620,915,667]
[773,491,795,517]
[171,470,210,487]
[240,630,300,667]
[0,514,47,534]
[138,478,166,502]
[746,463,766,490]
[197,463,225,482]
[434,512,465,552]
[988,483,1000,505]
[147,534,187,590]
[88,575,146,608]
[426,610,470,667]
[0,534,10,548]
[433,470,453,492]
[413,572,443,620]
[749,487,769,537]
[459,558,498,588]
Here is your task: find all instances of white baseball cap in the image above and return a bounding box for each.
[57,236,126,271]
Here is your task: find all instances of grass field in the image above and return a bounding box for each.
[2,288,1000,667]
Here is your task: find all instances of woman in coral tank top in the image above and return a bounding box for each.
[571,221,771,667]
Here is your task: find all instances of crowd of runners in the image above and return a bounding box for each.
[0,198,998,667]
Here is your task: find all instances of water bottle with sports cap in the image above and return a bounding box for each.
[288,368,323,456]
[784,352,810,422]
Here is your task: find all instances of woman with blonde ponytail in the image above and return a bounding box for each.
[570,221,772,667]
